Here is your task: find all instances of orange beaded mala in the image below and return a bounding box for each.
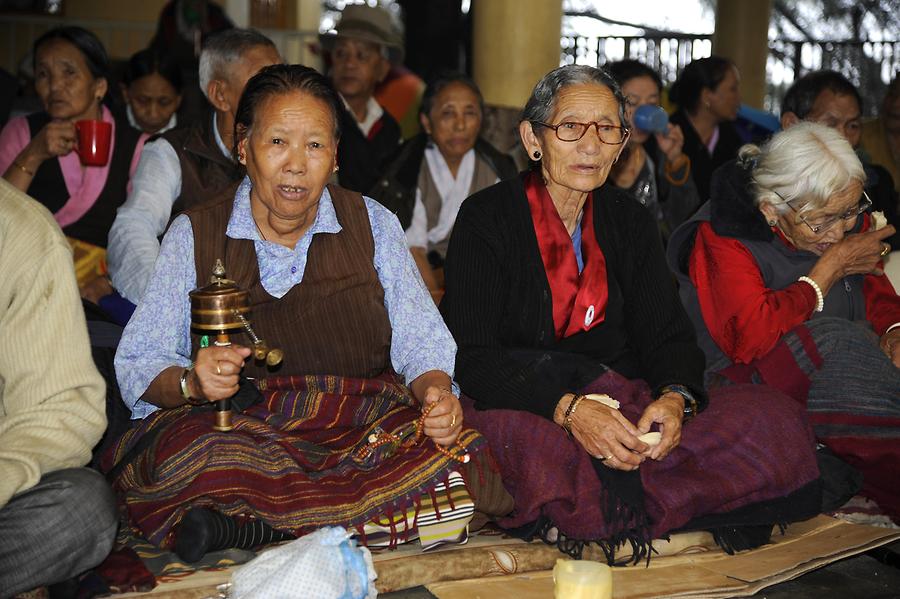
[355,398,470,464]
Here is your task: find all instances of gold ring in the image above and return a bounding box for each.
[881,244,891,257]
[450,413,457,428]
[216,362,222,375]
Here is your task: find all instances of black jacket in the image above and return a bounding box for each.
[440,174,707,420]
[669,109,744,204]
[336,104,401,194]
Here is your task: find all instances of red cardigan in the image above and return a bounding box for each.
[689,214,900,364]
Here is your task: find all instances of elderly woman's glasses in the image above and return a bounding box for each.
[774,189,874,235]
[532,120,629,144]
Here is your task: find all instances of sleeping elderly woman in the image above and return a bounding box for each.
[105,64,510,562]
[439,65,822,561]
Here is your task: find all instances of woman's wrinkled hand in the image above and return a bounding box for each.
[822,225,895,278]
[422,386,463,446]
[27,120,78,162]
[563,398,649,471]
[656,123,685,164]
[880,328,900,368]
[637,393,684,460]
[189,344,252,403]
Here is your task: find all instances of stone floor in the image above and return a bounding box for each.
[382,541,900,599]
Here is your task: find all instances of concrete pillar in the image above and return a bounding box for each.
[472,0,562,110]
[284,0,321,70]
[224,0,250,27]
[472,0,562,164]
[712,0,772,109]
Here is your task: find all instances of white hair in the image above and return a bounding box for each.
[198,29,276,100]
[741,121,865,215]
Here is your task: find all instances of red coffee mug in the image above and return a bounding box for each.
[75,119,112,167]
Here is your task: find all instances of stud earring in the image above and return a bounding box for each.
[333,165,339,173]
[767,219,776,226]
[532,150,541,160]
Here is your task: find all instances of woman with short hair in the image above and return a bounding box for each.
[371,73,516,296]
[606,59,700,240]
[440,64,821,561]
[668,122,900,521]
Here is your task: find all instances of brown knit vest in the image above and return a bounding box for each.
[186,184,393,379]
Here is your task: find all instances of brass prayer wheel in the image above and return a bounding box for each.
[188,260,284,431]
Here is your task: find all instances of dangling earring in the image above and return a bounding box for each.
[532,150,541,160]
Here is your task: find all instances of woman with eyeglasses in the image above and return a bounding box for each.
[668,122,900,522]
[438,65,822,561]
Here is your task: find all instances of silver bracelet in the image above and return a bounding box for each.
[798,276,824,312]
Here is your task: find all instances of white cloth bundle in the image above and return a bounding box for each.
[230,526,377,599]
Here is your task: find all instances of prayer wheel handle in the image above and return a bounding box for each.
[189,260,283,431]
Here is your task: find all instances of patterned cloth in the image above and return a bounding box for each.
[717,317,900,522]
[461,369,822,562]
[104,374,486,549]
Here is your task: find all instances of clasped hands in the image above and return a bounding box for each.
[555,392,685,471]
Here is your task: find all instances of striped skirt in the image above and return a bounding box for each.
[106,374,487,549]
[717,317,900,522]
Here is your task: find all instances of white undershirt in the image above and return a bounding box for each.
[405,146,477,250]
[341,94,384,138]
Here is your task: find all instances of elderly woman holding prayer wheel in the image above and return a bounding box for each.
[439,65,822,562]
[667,122,900,522]
[105,64,510,562]
[0,27,145,301]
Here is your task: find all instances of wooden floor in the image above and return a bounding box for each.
[385,541,900,599]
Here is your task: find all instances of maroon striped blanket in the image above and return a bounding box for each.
[462,370,821,560]
[105,374,486,547]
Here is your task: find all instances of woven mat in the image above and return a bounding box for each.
[427,516,900,599]
[111,515,900,597]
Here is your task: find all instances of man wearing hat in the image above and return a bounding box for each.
[321,4,403,193]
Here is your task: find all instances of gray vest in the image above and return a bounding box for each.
[418,154,497,258]
[669,202,867,371]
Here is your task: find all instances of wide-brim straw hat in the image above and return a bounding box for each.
[319,4,404,64]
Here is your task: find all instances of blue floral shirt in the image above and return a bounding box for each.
[115,177,458,419]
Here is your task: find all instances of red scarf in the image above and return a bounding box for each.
[524,171,608,339]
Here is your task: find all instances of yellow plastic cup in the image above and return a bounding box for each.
[553,559,612,599]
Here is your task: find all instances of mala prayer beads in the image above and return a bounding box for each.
[356,398,470,464]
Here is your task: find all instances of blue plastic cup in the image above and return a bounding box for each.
[633,104,669,134]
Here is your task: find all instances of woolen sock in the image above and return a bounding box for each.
[174,508,293,563]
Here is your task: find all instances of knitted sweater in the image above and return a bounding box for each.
[0,178,106,508]
[440,174,707,420]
